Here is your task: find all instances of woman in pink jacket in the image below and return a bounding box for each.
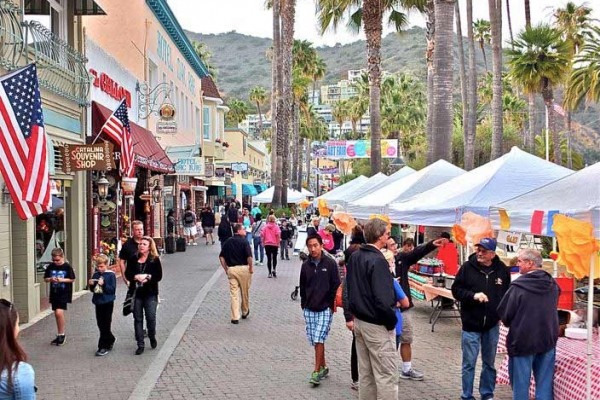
[261,215,281,278]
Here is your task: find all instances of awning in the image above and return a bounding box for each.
[205,179,225,187]
[242,183,258,196]
[231,184,237,196]
[25,0,106,15]
[92,102,174,174]
[254,183,268,193]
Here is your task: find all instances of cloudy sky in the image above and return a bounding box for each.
[166,0,599,47]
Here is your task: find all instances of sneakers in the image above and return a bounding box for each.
[318,366,329,379]
[268,273,272,278]
[135,347,144,355]
[309,371,321,386]
[231,319,239,324]
[350,381,359,391]
[51,335,66,346]
[272,271,277,278]
[150,337,157,349]
[108,337,117,350]
[399,368,424,381]
[242,310,250,319]
[95,348,109,357]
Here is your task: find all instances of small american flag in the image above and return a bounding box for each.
[0,64,51,220]
[100,99,135,177]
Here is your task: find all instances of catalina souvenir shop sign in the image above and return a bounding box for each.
[60,143,116,173]
[324,139,398,159]
[173,157,203,175]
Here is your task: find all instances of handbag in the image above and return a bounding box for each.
[122,286,136,316]
[334,283,343,312]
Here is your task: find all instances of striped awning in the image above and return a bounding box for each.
[242,183,258,196]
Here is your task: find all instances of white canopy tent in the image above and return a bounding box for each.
[347,160,465,219]
[251,186,305,204]
[316,175,368,203]
[321,172,389,207]
[388,147,573,226]
[490,161,600,400]
[301,188,315,198]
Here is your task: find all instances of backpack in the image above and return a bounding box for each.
[184,211,195,224]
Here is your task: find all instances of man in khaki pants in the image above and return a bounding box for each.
[346,218,398,399]
[219,223,254,324]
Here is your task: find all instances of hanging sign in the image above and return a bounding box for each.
[496,230,523,247]
[173,157,203,175]
[231,162,248,172]
[60,143,116,173]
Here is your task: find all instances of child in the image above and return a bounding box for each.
[44,248,76,346]
[382,249,409,350]
[88,254,117,356]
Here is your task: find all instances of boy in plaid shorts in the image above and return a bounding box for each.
[299,234,340,386]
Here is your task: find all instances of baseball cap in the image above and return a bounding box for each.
[476,237,497,252]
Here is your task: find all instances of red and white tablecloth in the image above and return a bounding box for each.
[497,328,600,400]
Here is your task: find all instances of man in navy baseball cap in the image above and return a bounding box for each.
[476,237,497,252]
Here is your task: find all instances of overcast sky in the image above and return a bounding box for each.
[166,0,599,47]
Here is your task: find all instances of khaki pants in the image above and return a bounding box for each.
[227,265,252,321]
[354,318,398,400]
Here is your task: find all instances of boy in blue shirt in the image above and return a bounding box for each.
[88,254,117,356]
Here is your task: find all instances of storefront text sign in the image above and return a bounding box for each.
[60,143,116,173]
[173,157,203,175]
[205,163,214,177]
[156,120,177,134]
[231,162,248,172]
[312,140,398,159]
[89,69,132,108]
[497,230,523,246]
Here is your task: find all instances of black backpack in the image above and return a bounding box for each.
[184,211,195,224]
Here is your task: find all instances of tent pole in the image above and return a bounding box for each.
[586,253,594,400]
[552,237,557,277]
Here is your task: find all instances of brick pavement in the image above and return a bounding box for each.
[18,241,514,399]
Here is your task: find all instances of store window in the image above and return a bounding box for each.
[35,180,67,280]
[203,106,211,140]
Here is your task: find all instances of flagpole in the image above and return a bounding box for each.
[91,98,127,145]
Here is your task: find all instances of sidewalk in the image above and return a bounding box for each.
[19,240,513,399]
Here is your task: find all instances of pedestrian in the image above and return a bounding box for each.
[166,209,176,237]
[239,208,255,248]
[346,218,398,400]
[386,235,447,380]
[381,249,410,352]
[219,223,254,324]
[299,234,340,386]
[331,224,344,253]
[497,249,560,400]
[451,237,510,400]
[227,203,239,224]
[280,220,293,260]
[88,254,117,357]
[43,248,76,346]
[306,217,320,237]
[437,232,459,276]
[182,205,197,246]
[318,224,335,254]
[0,299,36,398]
[217,217,234,249]
[250,203,261,218]
[251,214,266,266]
[119,220,145,286]
[125,236,163,355]
[261,215,281,278]
[201,206,216,245]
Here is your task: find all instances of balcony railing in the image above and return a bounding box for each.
[0,1,90,106]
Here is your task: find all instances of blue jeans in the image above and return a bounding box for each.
[253,236,264,263]
[246,232,253,256]
[461,324,500,400]
[133,294,158,348]
[508,348,555,400]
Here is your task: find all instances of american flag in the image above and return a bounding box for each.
[0,64,51,220]
[100,99,135,177]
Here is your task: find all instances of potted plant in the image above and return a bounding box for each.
[222,142,230,148]
[215,138,221,143]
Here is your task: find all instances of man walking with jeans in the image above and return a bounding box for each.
[497,249,559,400]
[346,218,398,399]
[451,238,510,400]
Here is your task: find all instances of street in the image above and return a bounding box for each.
[20,242,512,399]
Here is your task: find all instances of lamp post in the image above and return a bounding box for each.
[97,173,110,200]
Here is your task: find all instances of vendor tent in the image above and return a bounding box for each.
[347,160,466,219]
[324,172,390,207]
[316,175,368,203]
[301,188,315,198]
[251,186,305,204]
[387,147,573,226]
[490,161,600,400]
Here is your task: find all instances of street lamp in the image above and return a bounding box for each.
[1,185,13,204]
[97,173,110,200]
[152,182,162,204]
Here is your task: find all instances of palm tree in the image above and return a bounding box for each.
[225,98,249,127]
[506,0,514,46]
[524,0,531,28]
[455,1,469,168]
[425,0,435,163]
[465,0,477,170]
[332,100,348,138]
[311,57,327,105]
[553,1,593,168]
[565,26,600,109]
[248,86,268,139]
[192,41,218,78]
[270,0,282,206]
[317,0,426,174]
[473,19,491,71]
[507,24,570,165]
[488,0,503,160]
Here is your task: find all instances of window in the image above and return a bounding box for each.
[195,107,201,142]
[25,0,67,41]
[148,61,158,89]
[203,107,211,140]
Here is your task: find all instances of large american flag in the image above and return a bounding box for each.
[100,99,135,177]
[0,64,51,220]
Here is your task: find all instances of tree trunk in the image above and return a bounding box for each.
[526,92,536,152]
[291,102,299,190]
[541,82,561,165]
[297,136,304,190]
[456,1,469,168]
[363,0,383,175]
[489,0,503,160]
[280,0,296,205]
[431,0,455,163]
[256,102,263,139]
[305,138,311,191]
[465,0,477,170]
[425,0,435,165]
[566,111,572,169]
[505,0,514,47]
[524,0,531,28]
[271,0,282,207]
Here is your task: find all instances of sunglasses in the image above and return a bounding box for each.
[0,299,13,310]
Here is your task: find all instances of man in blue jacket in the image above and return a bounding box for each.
[451,238,510,400]
[497,248,559,400]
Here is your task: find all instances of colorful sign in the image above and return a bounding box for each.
[312,167,339,175]
[60,143,116,173]
[173,157,203,175]
[324,139,398,159]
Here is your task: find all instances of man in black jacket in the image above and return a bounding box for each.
[299,234,340,386]
[346,218,397,400]
[451,238,510,400]
[497,249,559,400]
[387,236,447,380]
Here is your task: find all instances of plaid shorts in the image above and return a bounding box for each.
[303,308,333,346]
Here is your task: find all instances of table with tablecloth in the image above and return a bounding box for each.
[420,283,460,332]
[497,325,600,400]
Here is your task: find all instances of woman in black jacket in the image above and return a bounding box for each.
[125,236,163,355]
[217,218,233,248]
